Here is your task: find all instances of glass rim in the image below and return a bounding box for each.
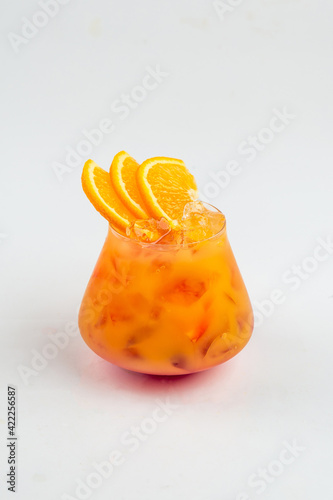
[108,203,227,249]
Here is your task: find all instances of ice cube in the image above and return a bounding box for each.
[94,309,108,328]
[169,355,188,370]
[182,200,207,218]
[126,218,170,243]
[155,228,184,245]
[127,326,154,346]
[156,217,170,231]
[163,278,207,305]
[123,346,142,359]
[203,333,232,359]
[206,210,226,236]
[182,201,225,243]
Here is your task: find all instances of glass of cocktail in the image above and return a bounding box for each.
[78,153,253,375]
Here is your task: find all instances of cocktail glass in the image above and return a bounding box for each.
[79,205,253,375]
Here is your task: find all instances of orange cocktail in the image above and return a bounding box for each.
[79,211,253,375]
[79,152,253,375]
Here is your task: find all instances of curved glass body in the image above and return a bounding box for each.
[79,220,254,375]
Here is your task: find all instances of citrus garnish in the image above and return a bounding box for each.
[81,159,135,233]
[110,151,149,219]
[136,157,198,224]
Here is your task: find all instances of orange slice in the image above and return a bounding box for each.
[81,159,135,233]
[110,151,149,219]
[136,157,198,224]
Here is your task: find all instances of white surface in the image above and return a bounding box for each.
[1,0,333,499]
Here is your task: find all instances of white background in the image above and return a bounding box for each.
[1,0,333,499]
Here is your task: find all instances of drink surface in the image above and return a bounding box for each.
[79,222,254,375]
